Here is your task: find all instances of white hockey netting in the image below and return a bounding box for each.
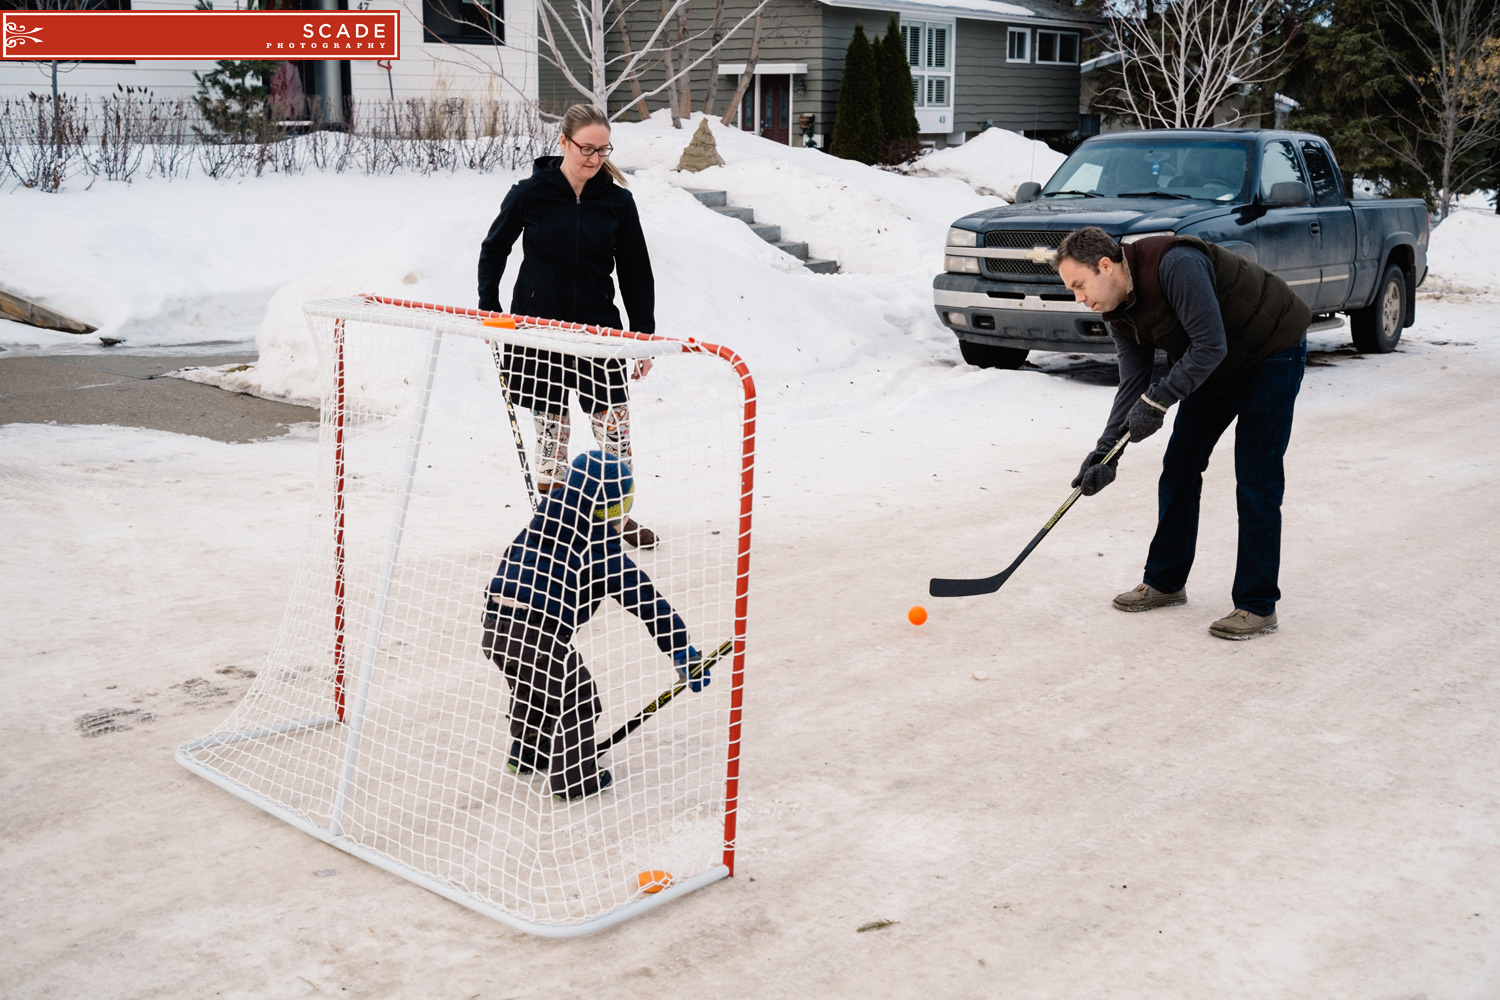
[177,296,755,935]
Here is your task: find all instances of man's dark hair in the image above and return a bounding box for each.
[1054,227,1123,272]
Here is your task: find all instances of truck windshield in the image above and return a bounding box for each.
[1041,139,1254,203]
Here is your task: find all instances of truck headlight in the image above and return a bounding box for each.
[1120,230,1176,244]
[947,227,979,248]
[945,255,981,274]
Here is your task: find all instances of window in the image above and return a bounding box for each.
[1007,27,1029,62]
[1259,139,1306,201]
[423,0,503,45]
[1299,140,1344,206]
[926,24,947,69]
[901,19,953,109]
[1036,30,1078,64]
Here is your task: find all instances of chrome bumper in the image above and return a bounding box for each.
[932,273,1116,354]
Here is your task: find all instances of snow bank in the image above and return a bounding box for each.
[3,113,997,412]
[615,111,1002,275]
[897,126,1067,201]
[1425,209,1500,296]
[0,172,515,347]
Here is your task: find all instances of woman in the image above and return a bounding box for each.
[478,103,657,548]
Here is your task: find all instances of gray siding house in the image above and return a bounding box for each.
[539,0,1096,149]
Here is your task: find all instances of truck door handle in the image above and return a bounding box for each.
[1309,221,1321,237]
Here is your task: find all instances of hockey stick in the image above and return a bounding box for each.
[597,639,735,754]
[929,433,1131,598]
[484,322,540,511]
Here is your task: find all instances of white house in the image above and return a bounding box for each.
[0,0,537,108]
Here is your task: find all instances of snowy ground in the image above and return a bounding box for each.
[3,119,1500,997]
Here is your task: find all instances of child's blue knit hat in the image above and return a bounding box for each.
[566,449,634,519]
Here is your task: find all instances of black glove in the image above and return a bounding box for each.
[1072,445,1122,496]
[1126,386,1172,442]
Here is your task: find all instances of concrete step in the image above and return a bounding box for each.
[679,184,840,274]
[684,188,726,207]
[713,205,755,224]
[772,240,809,261]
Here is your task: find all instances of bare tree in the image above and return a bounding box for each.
[1097,0,1301,128]
[9,0,115,157]
[1375,0,1500,218]
[699,0,729,117]
[718,10,763,127]
[415,0,770,125]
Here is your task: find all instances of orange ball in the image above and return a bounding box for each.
[908,605,928,626]
[636,869,674,894]
[482,316,517,329]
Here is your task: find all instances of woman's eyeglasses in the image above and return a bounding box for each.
[567,139,614,159]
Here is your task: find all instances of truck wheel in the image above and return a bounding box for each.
[1350,263,1406,354]
[959,340,1028,370]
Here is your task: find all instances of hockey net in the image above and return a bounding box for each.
[177,295,755,936]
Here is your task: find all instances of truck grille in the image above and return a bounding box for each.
[985,258,1057,276]
[984,230,1067,249]
[983,230,1067,277]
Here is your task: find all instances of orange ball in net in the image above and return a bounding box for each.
[481,316,517,329]
[637,869,674,894]
[908,605,928,626]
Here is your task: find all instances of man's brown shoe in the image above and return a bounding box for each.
[1113,583,1188,612]
[1209,608,1278,640]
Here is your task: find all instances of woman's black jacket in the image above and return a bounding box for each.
[477,157,655,334]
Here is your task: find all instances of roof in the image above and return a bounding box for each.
[814,0,1100,29]
[1083,128,1327,142]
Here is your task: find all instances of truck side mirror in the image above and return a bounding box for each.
[1266,181,1310,207]
[1014,181,1041,204]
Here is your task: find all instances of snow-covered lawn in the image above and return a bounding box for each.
[3,118,1500,997]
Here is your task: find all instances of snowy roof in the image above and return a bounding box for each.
[1081,50,1123,73]
[814,0,1097,28]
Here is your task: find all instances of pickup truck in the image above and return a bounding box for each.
[934,128,1430,368]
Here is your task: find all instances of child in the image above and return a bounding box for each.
[481,450,705,800]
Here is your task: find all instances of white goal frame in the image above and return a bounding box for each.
[176,294,757,937]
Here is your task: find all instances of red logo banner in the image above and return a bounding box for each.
[1,11,401,61]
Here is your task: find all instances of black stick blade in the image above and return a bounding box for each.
[929,574,1004,598]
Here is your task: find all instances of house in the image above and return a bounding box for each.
[539,0,1098,149]
[0,0,535,114]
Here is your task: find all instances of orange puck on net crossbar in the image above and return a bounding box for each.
[636,870,674,894]
[481,316,518,329]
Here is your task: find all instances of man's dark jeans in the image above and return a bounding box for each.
[1143,338,1306,617]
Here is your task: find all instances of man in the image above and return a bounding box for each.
[1054,227,1309,640]
[481,449,704,800]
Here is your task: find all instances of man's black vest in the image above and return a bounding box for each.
[1103,235,1311,383]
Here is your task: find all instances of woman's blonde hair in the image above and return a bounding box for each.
[561,103,627,187]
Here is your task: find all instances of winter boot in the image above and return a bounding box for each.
[1209,608,1278,640]
[554,769,612,802]
[506,729,551,775]
[533,408,570,492]
[619,517,658,549]
[1113,583,1187,612]
[506,739,549,775]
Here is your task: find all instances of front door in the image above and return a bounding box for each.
[759,75,790,145]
